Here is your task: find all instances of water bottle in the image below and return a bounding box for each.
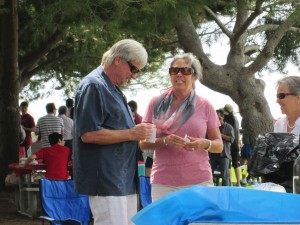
[293,154,300,194]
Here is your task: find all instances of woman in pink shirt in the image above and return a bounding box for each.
[140,53,223,202]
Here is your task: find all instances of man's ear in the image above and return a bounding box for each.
[114,56,122,65]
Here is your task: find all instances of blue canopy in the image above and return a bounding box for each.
[132,186,300,225]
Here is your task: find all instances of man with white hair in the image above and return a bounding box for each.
[73,39,153,225]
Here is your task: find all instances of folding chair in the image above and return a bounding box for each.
[39,178,92,225]
[139,176,152,208]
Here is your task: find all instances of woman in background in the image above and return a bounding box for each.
[274,76,300,134]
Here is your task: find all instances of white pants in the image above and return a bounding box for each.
[151,180,214,202]
[89,194,137,225]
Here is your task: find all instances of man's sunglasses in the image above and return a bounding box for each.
[276,93,297,99]
[127,61,140,74]
[169,67,194,76]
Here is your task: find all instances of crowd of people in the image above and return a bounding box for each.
[17,38,300,225]
[19,98,75,180]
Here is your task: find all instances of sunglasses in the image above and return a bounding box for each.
[127,61,140,74]
[169,67,194,76]
[276,93,297,99]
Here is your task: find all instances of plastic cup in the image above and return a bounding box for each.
[146,127,156,143]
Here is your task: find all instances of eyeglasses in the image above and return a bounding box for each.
[169,67,194,76]
[276,93,297,99]
[127,61,140,74]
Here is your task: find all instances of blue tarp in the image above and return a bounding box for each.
[132,186,300,225]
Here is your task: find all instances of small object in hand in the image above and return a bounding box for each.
[146,126,157,143]
[184,134,190,143]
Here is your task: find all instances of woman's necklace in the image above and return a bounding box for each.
[287,120,295,129]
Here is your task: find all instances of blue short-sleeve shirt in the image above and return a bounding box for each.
[73,66,138,196]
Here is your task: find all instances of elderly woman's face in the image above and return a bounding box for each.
[170,59,196,92]
[276,83,299,115]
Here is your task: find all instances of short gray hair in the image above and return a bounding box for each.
[58,105,67,115]
[101,39,148,68]
[170,53,203,81]
[277,76,300,94]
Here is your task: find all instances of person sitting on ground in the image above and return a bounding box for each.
[21,132,71,180]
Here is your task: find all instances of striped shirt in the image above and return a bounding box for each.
[36,114,64,147]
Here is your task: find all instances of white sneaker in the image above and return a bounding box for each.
[241,178,247,186]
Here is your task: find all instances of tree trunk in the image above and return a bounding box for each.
[0,0,20,190]
[175,13,274,148]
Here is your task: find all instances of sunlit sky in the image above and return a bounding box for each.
[23,41,299,123]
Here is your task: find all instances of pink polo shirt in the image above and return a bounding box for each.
[143,95,220,186]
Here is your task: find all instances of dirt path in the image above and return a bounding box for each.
[0,188,40,225]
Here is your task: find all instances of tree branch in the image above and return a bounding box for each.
[203,6,232,38]
[247,6,300,74]
[231,0,264,43]
[248,24,300,36]
[174,12,213,68]
[19,28,68,75]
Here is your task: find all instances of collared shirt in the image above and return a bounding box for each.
[73,66,138,196]
[58,114,73,140]
[219,122,235,158]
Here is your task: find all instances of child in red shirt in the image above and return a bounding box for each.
[23,132,71,180]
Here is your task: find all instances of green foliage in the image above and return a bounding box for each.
[17,0,300,100]
[265,15,300,72]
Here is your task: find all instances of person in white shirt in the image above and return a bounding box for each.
[58,105,73,152]
[274,76,300,135]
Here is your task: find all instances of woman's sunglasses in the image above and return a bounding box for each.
[127,61,140,74]
[169,67,194,76]
[276,93,297,99]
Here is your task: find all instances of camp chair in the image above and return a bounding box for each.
[39,178,92,225]
[139,176,152,208]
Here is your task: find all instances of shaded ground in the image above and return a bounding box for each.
[0,188,41,225]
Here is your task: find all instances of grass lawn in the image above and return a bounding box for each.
[229,165,255,188]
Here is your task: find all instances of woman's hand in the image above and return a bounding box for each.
[183,136,209,152]
[165,134,187,148]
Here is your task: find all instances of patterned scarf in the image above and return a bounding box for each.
[153,88,197,136]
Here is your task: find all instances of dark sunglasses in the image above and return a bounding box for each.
[276,93,297,99]
[127,61,140,74]
[169,67,194,76]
